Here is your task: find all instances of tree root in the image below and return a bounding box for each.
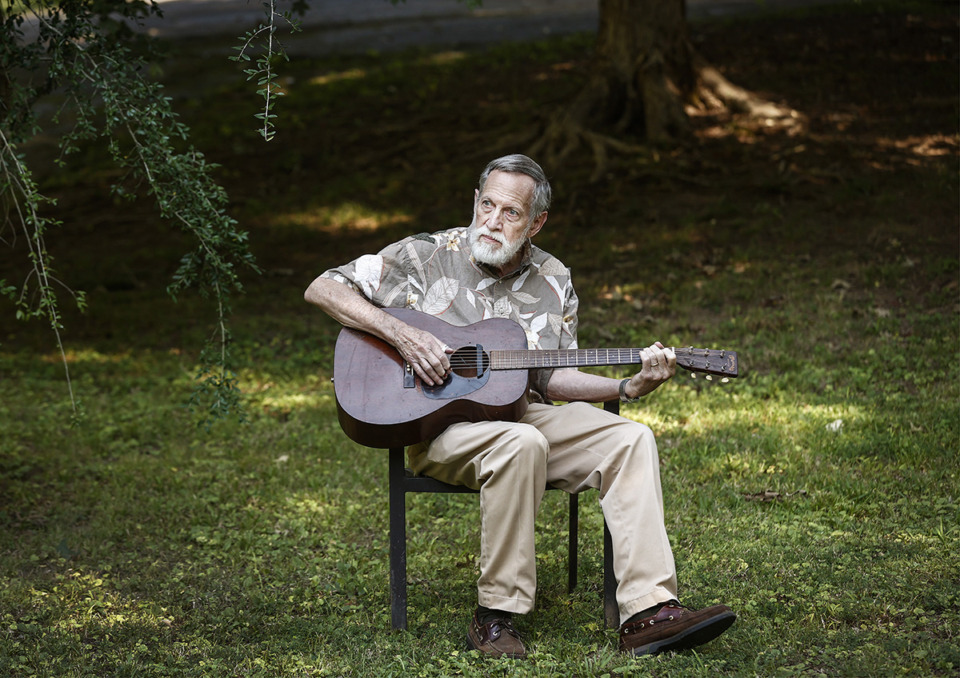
[523,74,648,182]
[522,46,804,179]
[691,52,806,132]
[528,119,645,183]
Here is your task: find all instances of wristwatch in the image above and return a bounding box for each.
[619,378,640,403]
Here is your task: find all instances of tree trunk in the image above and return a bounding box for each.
[528,0,800,174]
[592,0,693,142]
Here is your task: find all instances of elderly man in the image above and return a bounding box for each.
[305,154,735,658]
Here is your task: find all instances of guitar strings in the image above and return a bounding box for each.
[443,347,732,373]
[445,347,701,364]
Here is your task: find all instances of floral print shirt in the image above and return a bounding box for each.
[320,226,580,399]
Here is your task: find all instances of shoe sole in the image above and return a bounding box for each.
[466,633,525,659]
[629,610,737,657]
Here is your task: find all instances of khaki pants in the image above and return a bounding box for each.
[407,401,678,625]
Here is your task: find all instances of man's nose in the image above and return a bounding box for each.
[487,208,504,230]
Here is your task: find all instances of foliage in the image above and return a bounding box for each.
[1,0,258,420]
[231,0,306,141]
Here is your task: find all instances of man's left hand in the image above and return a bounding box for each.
[623,342,676,399]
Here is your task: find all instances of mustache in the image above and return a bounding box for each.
[473,226,506,245]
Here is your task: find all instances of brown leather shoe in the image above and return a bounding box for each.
[619,601,736,656]
[466,612,526,659]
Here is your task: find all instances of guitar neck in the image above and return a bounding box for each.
[489,346,738,378]
[491,348,646,370]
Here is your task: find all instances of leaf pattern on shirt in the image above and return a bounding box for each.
[382,281,407,307]
[543,275,567,306]
[408,276,425,295]
[406,242,427,287]
[538,257,568,277]
[510,291,540,306]
[548,312,563,337]
[529,313,549,345]
[512,268,531,291]
[478,294,493,320]
[422,277,460,315]
[493,296,512,318]
[354,255,384,297]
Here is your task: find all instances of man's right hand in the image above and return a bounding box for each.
[305,277,453,385]
[393,323,453,386]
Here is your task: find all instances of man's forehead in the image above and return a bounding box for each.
[480,171,536,202]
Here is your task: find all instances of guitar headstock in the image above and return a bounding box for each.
[673,347,739,379]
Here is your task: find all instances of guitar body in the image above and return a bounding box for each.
[334,308,531,448]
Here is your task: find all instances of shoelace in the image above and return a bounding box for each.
[622,601,686,634]
[491,617,521,638]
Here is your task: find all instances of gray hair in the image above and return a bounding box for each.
[478,154,552,217]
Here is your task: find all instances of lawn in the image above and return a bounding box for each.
[1,1,958,676]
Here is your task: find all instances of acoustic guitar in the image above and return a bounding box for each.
[333,307,738,447]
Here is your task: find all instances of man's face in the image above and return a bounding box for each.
[469,170,547,270]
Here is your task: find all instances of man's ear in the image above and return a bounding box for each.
[474,188,479,205]
[528,211,548,239]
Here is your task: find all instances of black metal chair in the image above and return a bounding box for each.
[387,400,621,631]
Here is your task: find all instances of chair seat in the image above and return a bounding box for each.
[401,468,567,494]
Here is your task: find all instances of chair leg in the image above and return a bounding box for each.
[603,518,618,629]
[567,492,579,593]
[388,448,408,631]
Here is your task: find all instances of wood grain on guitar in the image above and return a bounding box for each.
[333,308,738,447]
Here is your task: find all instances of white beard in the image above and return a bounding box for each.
[469,221,529,268]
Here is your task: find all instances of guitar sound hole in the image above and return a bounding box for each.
[450,346,490,379]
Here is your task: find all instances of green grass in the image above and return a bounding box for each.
[1,1,958,676]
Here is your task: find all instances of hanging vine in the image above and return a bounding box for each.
[232,0,304,141]
[1,0,265,421]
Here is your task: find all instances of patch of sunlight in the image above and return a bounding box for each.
[620,407,672,433]
[893,528,958,547]
[285,496,332,516]
[308,68,368,87]
[692,401,870,477]
[417,50,467,66]
[877,133,957,158]
[684,400,866,436]
[33,568,172,633]
[273,202,414,233]
[39,348,131,364]
[258,393,330,411]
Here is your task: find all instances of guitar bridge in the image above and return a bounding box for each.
[403,361,415,389]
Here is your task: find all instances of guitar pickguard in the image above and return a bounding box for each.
[421,344,490,400]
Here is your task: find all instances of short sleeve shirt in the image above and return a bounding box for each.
[320,226,580,398]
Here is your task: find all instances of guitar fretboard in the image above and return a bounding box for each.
[483,346,737,377]
[490,348,646,370]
